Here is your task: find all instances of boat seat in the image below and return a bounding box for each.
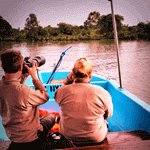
[1,130,150,150]
[64,130,150,150]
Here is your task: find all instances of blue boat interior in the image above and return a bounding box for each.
[0,71,150,141]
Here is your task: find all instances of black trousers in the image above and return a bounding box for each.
[7,114,55,150]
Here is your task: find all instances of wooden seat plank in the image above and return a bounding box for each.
[0,130,150,150]
[65,130,150,150]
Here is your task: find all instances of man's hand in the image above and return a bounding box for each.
[67,72,74,82]
[25,62,38,79]
[64,72,75,85]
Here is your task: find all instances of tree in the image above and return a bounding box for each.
[84,11,101,29]
[57,23,73,35]
[50,27,59,36]
[0,16,12,40]
[11,28,20,41]
[24,13,39,40]
[137,22,147,39]
[146,22,150,40]
[38,26,48,40]
[98,14,124,38]
[128,26,137,40]
[71,26,81,35]
[25,13,39,31]
[118,25,130,40]
[20,29,26,41]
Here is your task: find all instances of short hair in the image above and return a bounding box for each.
[73,58,93,78]
[0,50,23,73]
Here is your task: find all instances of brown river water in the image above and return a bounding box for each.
[0,40,150,105]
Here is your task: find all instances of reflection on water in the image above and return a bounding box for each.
[0,40,150,105]
[119,41,150,105]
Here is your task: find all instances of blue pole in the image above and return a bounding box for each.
[46,46,72,84]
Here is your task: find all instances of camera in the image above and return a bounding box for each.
[22,56,46,74]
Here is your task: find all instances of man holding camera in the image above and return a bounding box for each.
[0,50,55,149]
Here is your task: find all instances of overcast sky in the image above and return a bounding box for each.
[0,0,150,30]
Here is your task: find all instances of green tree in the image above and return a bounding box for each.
[57,23,73,35]
[84,11,101,29]
[20,29,27,41]
[38,26,48,40]
[72,26,81,35]
[50,27,60,36]
[44,25,51,37]
[11,28,20,41]
[98,14,124,38]
[128,26,137,40]
[11,28,27,41]
[0,16,12,40]
[137,22,147,39]
[118,25,129,40]
[24,13,39,41]
[146,22,150,40]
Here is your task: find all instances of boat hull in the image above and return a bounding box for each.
[0,70,150,141]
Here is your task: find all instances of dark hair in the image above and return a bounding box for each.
[0,50,23,73]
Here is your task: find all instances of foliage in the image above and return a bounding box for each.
[0,16,12,40]
[0,12,150,42]
[98,14,124,38]
[84,11,101,29]
[24,13,39,31]
[136,22,150,40]
[57,23,69,35]
[24,13,39,41]
[146,22,150,40]
[38,26,48,40]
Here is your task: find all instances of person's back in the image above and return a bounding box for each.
[0,78,43,142]
[55,82,112,143]
[54,58,113,146]
[0,50,55,149]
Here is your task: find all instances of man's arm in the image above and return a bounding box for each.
[103,92,113,119]
[20,73,29,84]
[27,79,49,106]
[24,62,49,105]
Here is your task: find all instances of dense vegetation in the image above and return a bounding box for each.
[0,11,150,42]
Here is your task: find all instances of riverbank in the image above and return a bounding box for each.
[1,37,148,43]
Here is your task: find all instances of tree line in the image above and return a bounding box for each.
[0,11,150,42]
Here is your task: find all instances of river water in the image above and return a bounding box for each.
[0,40,150,105]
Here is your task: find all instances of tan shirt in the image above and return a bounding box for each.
[54,82,113,143]
[0,77,49,143]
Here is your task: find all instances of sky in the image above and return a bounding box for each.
[0,0,150,30]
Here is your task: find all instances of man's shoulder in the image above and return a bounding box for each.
[88,83,104,90]
[57,84,72,90]
[55,84,75,95]
[20,83,32,91]
[88,83,111,95]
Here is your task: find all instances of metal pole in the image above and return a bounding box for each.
[108,0,122,88]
